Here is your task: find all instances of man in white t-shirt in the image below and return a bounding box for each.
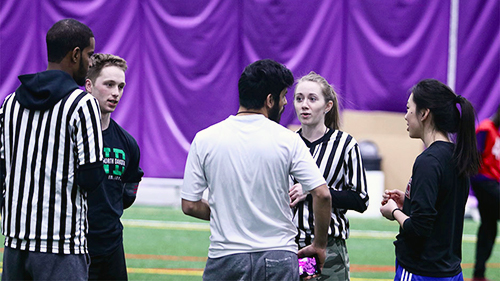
[181,59,332,280]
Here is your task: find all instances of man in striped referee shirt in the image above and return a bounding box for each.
[0,19,104,280]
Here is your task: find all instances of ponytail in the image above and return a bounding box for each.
[324,90,340,130]
[411,79,480,177]
[454,96,480,177]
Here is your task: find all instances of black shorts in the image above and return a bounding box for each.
[89,243,128,280]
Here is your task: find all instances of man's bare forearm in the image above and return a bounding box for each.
[181,198,210,221]
[311,184,331,248]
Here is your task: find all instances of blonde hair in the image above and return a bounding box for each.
[296,71,340,130]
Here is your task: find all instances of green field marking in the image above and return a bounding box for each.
[128,267,203,276]
[123,219,210,231]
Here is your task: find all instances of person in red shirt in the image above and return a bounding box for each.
[471,104,500,281]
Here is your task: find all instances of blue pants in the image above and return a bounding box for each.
[394,260,463,281]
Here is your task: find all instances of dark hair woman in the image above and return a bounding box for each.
[380,79,480,280]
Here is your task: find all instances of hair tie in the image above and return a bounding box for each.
[454,95,462,103]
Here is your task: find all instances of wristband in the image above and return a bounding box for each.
[391,208,401,220]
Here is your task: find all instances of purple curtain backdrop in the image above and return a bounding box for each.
[456,0,500,118]
[1,0,498,178]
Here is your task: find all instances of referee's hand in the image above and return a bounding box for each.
[289,183,307,208]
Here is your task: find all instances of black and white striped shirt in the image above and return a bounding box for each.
[293,129,369,247]
[0,87,103,254]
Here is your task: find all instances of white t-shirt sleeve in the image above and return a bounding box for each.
[290,134,326,192]
[181,136,208,201]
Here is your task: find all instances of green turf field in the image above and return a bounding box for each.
[1,205,499,280]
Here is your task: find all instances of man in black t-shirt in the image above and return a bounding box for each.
[85,53,144,280]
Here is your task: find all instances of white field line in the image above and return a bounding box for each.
[122,219,492,243]
[123,219,210,231]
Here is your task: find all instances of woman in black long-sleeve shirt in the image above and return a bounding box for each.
[380,79,480,280]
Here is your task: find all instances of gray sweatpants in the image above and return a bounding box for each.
[203,250,299,281]
[2,246,89,280]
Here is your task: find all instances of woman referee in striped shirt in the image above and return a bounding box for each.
[290,72,369,280]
